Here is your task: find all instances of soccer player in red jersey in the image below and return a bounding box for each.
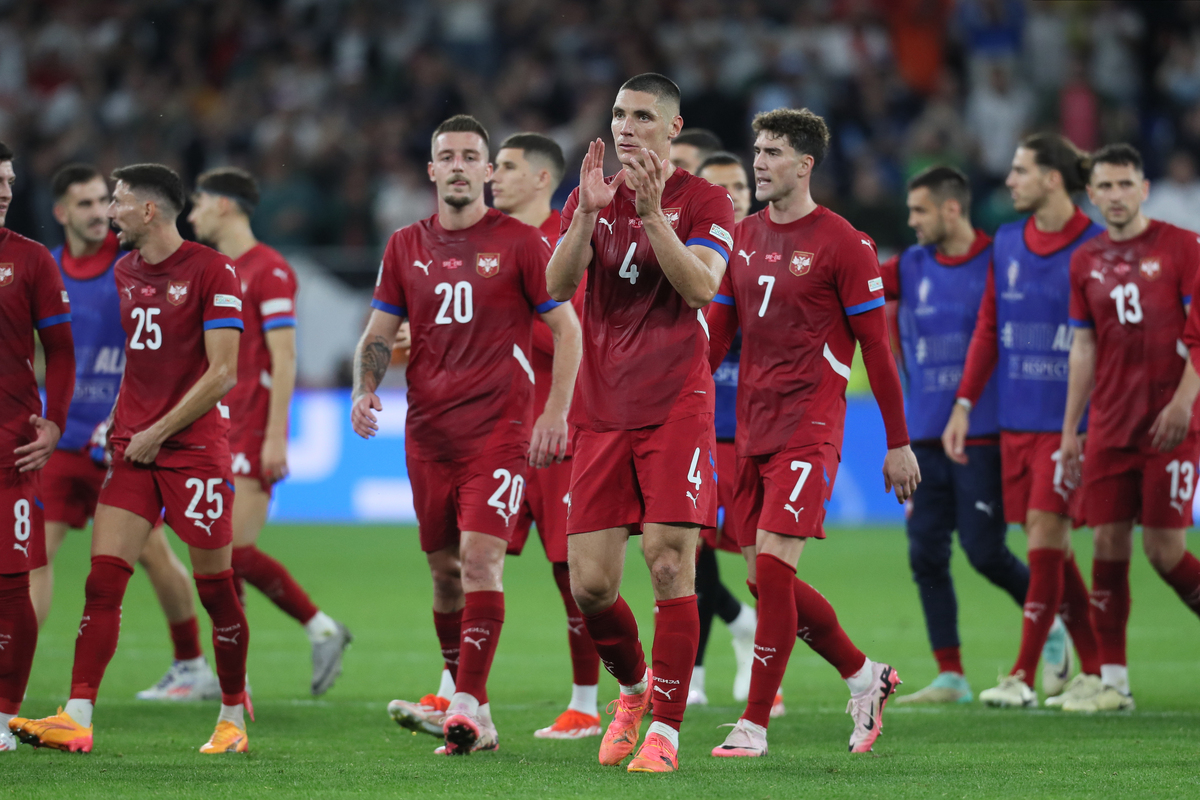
[352,115,581,755]
[704,109,919,758]
[1062,144,1200,712]
[492,132,604,738]
[30,164,217,702]
[189,167,352,697]
[0,141,76,754]
[13,164,251,755]
[546,73,735,773]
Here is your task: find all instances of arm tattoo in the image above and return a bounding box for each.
[355,335,391,395]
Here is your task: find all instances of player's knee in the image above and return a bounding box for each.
[570,575,617,614]
[1142,534,1184,575]
[907,540,947,580]
[648,553,686,593]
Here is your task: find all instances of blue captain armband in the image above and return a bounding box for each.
[844,296,885,316]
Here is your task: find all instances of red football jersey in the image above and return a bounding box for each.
[1069,220,1200,449]
[372,208,558,461]
[110,241,244,467]
[716,206,886,457]
[225,243,298,440]
[0,229,72,469]
[560,169,734,431]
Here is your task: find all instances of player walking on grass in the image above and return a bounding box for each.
[12,164,252,755]
[189,168,352,697]
[546,73,734,773]
[1061,143,1200,712]
[882,167,1034,705]
[0,141,76,754]
[704,108,919,759]
[29,163,219,702]
[945,134,1105,709]
[353,115,581,756]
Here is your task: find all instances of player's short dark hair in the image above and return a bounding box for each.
[1090,143,1143,175]
[51,163,103,200]
[752,108,831,169]
[697,151,745,174]
[619,73,681,116]
[1019,133,1091,194]
[196,167,260,217]
[673,129,723,155]
[0,141,12,162]
[497,132,566,188]
[907,165,971,214]
[431,114,489,154]
[111,163,186,217]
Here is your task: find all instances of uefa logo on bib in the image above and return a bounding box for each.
[476,253,500,278]
[167,280,190,305]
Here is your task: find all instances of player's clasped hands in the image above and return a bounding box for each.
[882,445,921,504]
[351,392,383,439]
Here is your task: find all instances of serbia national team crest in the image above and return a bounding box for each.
[167,280,190,305]
[476,253,500,278]
[789,251,814,276]
[1140,258,1162,281]
[0,263,12,286]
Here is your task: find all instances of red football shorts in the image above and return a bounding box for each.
[509,457,571,563]
[0,468,46,572]
[98,456,235,549]
[41,449,105,529]
[733,442,840,545]
[1000,431,1074,524]
[230,429,276,494]
[566,413,718,534]
[700,440,745,553]
[407,444,529,553]
[1081,435,1200,529]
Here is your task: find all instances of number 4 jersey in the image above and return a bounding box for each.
[110,241,244,467]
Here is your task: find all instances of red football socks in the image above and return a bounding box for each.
[1060,555,1101,675]
[1162,551,1200,618]
[744,554,798,728]
[0,572,37,714]
[194,569,250,706]
[794,575,866,678]
[69,555,134,702]
[456,591,504,705]
[169,617,203,662]
[1091,559,1131,667]
[434,608,463,683]
[935,646,964,676]
[650,594,699,730]
[582,594,646,687]
[1011,548,1064,680]
[231,545,319,624]
[552,562,599,686]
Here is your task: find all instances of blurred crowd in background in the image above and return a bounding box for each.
[4,0,1200,281]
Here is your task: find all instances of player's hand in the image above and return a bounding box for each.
[529,407,569,468]
[1149,398,1191,452]
[351,391,382,439]
[1059,429,1083,486]
[124,426,164,465]
[626,147,666,220]
[14,415,61,472]
[394,321,411,351]
[260,434,289,483]
[882,444,921,504]
[941,404,970,465]
[577,139,624,215]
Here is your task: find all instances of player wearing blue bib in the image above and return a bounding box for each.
[28,164,218,701]
[944,135,1104,709]
[882,167,1031,705]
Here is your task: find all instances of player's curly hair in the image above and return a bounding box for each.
[111,163,186,217]
[432,114,490,153]
[752,108,831,168]
[196,167,260,217]
[1020,133,1091,194]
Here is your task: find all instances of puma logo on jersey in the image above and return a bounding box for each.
[784,503,803,522]
[567,621,584,636]
[975,500,995,517]
[1023,602,1046,624]
[464,636,488,650]
[12,542,29,557]
[216,631,241,645]
[1090,270,1106,283]
[686,490,699,508]
[738,249,755,264]
[78,617,89,637]
[1090,592,1110,612]
[861,238,873,248]
[597,218,615,234]
[122,285,133,299]
[413,259,432,276]
[272,267,289,280]
[494,507,514,526]
[653,685,677,700]
[798,626,813,643]
[1172,499,1186,513]
[753,652,773,667]
[231,453,251,475]
[193,519,216,537]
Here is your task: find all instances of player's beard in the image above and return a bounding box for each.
[443,193,473,209]
[116,226,140,251]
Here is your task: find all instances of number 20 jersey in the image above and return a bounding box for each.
[110,241,244,467]
[372,208,559,462]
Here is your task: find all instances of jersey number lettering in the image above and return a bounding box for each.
[789,461,812,502]
[129,307,162,350]
[434,281,473,324]
[1109,283,1143,325]
[757,275,775,317]
[618,242,639,285]
[13,500,31,553]
[185,478,224,521]
[1167,459,1195,511]
[488,469,524,524]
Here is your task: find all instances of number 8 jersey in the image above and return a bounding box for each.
[110,241,244,467]
[372,208,559,462]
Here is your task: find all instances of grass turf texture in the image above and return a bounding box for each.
[8,524,1200,799]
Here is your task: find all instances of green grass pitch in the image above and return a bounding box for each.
[7,524,1200,798]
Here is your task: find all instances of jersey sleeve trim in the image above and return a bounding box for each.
[203,317,244,331]
[35,312,72,329]
[1068,317,1094,329]
[262,316,297,331]
[844,296,885,316]
[535,298,562,313]
[370,298,406,317]
[685,237,731,262]
[713,293,736,306]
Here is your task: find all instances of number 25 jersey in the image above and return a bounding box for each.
[110,241,244,467]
